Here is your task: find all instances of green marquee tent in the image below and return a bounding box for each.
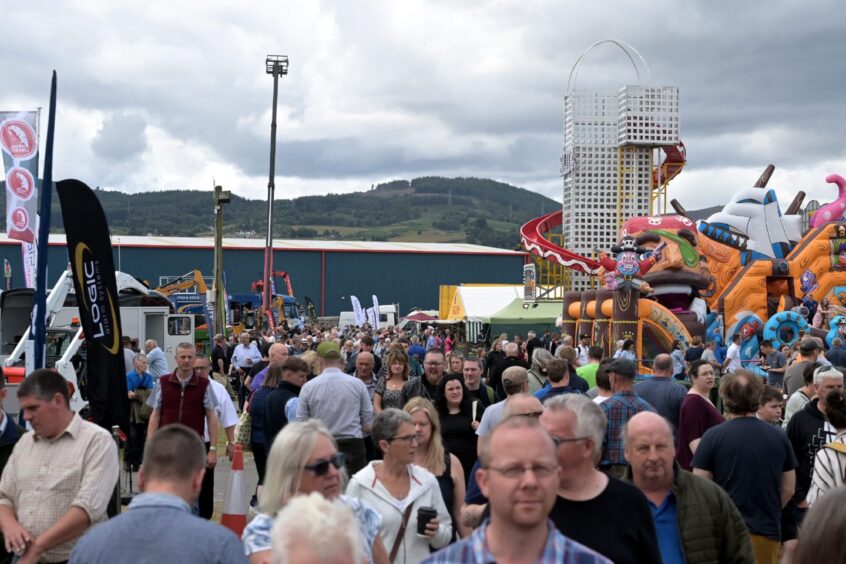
[488,298,562,338]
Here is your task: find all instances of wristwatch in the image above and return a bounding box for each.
[209,446,217,452]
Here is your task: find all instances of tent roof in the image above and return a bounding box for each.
[489,298,562,323]
[403,311,438,322]
[448,286,522,322]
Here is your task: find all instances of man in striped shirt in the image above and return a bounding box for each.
[424,416,609,564]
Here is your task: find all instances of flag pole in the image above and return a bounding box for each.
[32,71,57,370]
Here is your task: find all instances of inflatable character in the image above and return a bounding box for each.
[698,188,802,264]
[597,236,661,293]
[809,174,846,228]
[621,215,709,323]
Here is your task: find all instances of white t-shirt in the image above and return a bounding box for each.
[725,342,742,373]
[577,345,589,366]
[204,379,239,442]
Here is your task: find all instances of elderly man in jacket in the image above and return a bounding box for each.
[624,412,754,564]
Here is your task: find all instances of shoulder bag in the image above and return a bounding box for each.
[388,503,414,563]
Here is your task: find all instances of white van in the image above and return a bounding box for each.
[338,304,398,329]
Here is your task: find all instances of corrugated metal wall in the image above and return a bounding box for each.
[0,242,523,316]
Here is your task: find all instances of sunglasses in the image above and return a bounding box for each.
[303,453,346,477]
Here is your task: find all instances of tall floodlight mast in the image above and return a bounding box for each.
[263,55,289,327]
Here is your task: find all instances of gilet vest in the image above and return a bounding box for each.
[159,371,209,438]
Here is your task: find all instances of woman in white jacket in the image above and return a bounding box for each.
[347,408,452,563]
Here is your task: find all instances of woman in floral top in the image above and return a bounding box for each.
[242,420,388,563]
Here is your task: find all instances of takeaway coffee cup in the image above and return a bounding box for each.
[416,506,438,536]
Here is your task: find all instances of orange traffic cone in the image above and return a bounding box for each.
[220,444,248,537]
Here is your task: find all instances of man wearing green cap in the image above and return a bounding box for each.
[296,341,374,473]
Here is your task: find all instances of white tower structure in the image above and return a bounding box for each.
[561,41,679,290]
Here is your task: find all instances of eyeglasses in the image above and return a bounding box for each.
[485,463,558,480]
[194,365,211,372]
[550,435,588,447]
[387,434,418,444]
[508,410,543,419]
[424,362,444,367]
[303,453,346,477]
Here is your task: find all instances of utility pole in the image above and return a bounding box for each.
[213,185,231,337]
[262,55,289,330]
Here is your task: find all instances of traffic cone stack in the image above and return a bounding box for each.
[221,444,248,537]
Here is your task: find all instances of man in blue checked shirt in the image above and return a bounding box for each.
[424,416,610,564]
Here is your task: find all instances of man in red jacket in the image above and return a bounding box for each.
[147,343,219,471]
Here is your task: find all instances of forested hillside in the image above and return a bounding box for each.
[0,177,561,249]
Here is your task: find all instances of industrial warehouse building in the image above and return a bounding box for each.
[0,235,527,316]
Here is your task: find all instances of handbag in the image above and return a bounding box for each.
[388,503,414,563]
[235,392,254,450]
[235,410,252,450]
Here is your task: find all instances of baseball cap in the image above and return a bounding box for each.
[579,334,590,339]
[316,341,341,359]
[798,338,821,355]
[606,359,636,378]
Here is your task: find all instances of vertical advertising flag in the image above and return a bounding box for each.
[57,179,129,432]
[371,294,380,328]
[350,295,365,326]
[0,112,39,243]
[21,242,36,288]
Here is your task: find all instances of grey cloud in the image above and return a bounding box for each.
[91,112,148,162]
[4,1,846,196]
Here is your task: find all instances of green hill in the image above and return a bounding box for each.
[0,177,561,250]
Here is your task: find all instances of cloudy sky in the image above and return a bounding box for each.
[3,0,846,211]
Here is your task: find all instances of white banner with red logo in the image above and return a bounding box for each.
[22,241,36,288]
[0,111,39,244]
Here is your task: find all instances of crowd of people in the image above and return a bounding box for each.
[0,322,844,563]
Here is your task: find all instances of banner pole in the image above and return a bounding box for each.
[32,71,57,370]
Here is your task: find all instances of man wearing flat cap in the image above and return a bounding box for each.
[599,359,656,479]
[296,341,374,473]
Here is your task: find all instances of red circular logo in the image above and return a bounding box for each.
[6,167,34,201]
[0,120,37,160]
[10,208,29,231]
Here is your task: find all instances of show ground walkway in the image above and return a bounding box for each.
[119,445,260,524]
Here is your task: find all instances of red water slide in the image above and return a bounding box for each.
[523,141,685,275]
[520,210,600,274]
[653,141,686,186]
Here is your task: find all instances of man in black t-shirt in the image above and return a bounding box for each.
[462,357,495,407]
[693,371,797,564]
[211,334,229,376]
[211,333,235,401]
[539,393,661,564]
